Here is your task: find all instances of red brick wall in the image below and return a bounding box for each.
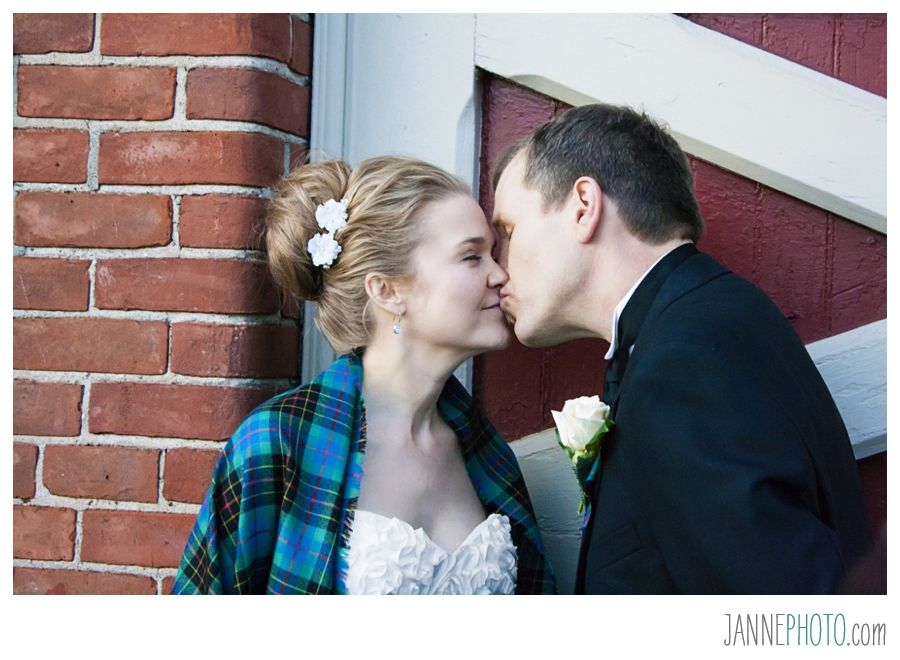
[475,14,886,529]
[13,13,313,595]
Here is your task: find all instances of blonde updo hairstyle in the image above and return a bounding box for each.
[266,156,470,354]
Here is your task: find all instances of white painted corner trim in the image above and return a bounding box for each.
[474,13,886,234]
[302,13,347,382]
[305,13,480,388]
[806,319,887,459]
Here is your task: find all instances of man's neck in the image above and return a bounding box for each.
[590,237,692,343]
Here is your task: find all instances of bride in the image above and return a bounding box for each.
[173,156,556,594]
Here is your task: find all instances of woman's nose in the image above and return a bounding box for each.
[487,258,509,288]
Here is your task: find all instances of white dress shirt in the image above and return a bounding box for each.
[604,244,687,360]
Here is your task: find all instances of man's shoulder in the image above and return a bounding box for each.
[650,253,792,345]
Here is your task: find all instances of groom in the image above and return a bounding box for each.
[491,103,871,593]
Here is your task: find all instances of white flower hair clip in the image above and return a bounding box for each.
[307,198,349,269]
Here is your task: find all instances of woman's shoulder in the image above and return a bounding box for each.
[225,354,363,465]
[221,384,318,467]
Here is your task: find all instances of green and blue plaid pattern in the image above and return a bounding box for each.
[173,353,556,594]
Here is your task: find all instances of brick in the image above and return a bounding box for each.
[763,14,836,77]
[13,13,94,54]
[290,17,313,75]
[90,382,276,440]
[171,323,299,378]
[43,445,160,503]
[162,576,175,595]
[13,506,76,560]
[13,129,88,183]
[14,318,168,374]
[15,192,172,248]
[99,131,284,186]
[179,194,267,249]
[680,14,763,48]
[14,568,157,595]
[95,258,279,314]
[187,67,310,136]
[17,65,176,120]
[13,443,39,500]
[13,257,90,311]
[290,143,309,169]
[281,296,301,320]
[837,14,887,97]
[163,448,221,503]
[81,510,195,568]
[14,380,83,437]
[101,13,290,61]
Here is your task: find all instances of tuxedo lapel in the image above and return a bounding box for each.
[635,252,730,350]
[603,243,697,407]
[575,248,729,593]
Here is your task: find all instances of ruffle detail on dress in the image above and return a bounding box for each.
[345,511,517,595]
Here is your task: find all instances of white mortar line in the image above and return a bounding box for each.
[87,123,101,190]
[174,66,188,121]
[17,52,311,84]
[12,55,19,119]
[14,115,309,144]
[13,491,203,515]
[90,14,103,64]
[73,509,85,563]
[171,193,182,249]
[87,259,98,310]
[13,309,296,326]
[14,182,271,196]
[31,440,51,500]
[13,370,295,389]
[13,558,182,581]
[15,246,266,260]
[14,435,227,452]
[157,450,167,506]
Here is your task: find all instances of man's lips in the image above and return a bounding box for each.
[499,296,516,324]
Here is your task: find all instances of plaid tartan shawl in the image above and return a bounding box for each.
[173,353,556,594]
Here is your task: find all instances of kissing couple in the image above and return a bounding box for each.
[173,103,871,595]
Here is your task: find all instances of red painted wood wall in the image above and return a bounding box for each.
[474,14,886,531]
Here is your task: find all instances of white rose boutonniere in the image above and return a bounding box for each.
[551,395,614,514]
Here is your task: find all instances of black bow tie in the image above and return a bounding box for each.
[602,243,697,403]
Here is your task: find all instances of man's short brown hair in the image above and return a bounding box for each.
[492,103,704,244]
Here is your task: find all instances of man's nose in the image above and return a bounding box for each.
[496,241,509,269]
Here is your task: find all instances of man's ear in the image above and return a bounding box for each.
[572,176,604,244]
[364,272,406,316]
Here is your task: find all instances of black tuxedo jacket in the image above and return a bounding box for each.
[576,247,871,593]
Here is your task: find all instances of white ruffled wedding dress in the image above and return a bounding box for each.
[345,510,517,595]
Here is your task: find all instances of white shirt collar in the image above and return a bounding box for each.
[604,244,685,361]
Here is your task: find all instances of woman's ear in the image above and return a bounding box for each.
[364,272,406,316]
[572,176,604,244]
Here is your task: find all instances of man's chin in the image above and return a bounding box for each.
[511,317,561,348]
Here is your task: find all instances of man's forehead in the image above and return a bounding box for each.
[498,150,527,186]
